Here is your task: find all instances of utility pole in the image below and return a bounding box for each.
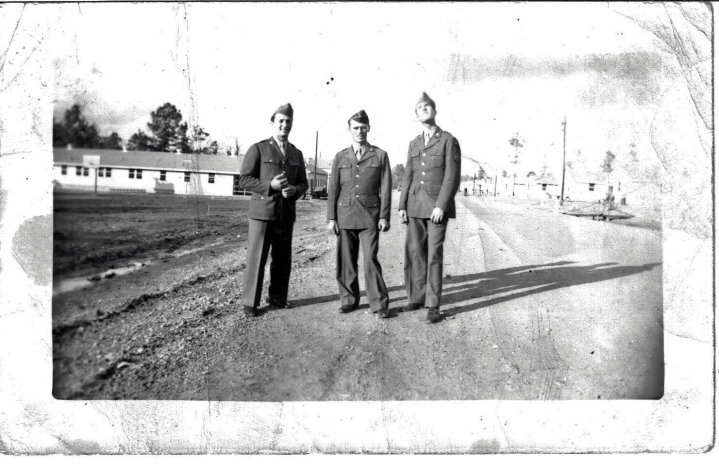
[560,116,567,206]
[312,130,318,193]
[508,132,523,197]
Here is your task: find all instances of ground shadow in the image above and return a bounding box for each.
[292,260,662,318]
[439,261,661,318]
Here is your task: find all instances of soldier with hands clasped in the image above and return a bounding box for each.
[239,103,308,318]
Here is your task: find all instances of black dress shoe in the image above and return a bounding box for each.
[402,303,422,312]
[243,305,260,318]
[266,297,292,309]
[377,309,391,319]
[338,303,358,313]
[425,307,442,324]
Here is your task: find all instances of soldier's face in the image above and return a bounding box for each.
[415,102,437,123]
[272,113,293,139]
[349,120,369,144]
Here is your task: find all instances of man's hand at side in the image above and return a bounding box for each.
[398,209,409,224]
[430,207,444,224]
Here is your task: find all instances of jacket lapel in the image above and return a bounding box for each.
[270,137,293,163]
[358,145,376,164]
[344,146,359,165]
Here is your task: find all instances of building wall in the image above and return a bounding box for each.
[528,183,561,199]
[53,164,239,196]
[565,181,613,202]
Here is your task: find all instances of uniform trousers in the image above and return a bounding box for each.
[404,217,448,308]
[242,218,294,307]
[336,228,389,311]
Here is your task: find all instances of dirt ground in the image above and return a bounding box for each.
[52,191,662,401]
[52,192,333,399]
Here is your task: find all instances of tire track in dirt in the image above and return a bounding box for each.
[465,198,570,399]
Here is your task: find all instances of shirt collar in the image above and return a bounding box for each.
[351,142,368,154]
[272,136,288,149]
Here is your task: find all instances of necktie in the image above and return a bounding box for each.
[279,142,286,156]
[424,132,431,145]
[356,148,362,160]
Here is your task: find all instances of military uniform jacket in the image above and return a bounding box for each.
[399,128,461,219]
[238,138,308,221]
[327,144,392,230]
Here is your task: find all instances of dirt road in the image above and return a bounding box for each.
[52,192,662,400]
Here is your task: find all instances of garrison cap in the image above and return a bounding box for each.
[348,109,370,125]
[271,103,294,121]
[416,91,436,109]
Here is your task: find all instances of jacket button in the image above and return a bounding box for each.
[420,181,424,184]
[355,184,359,187]
[421,172,425,175]
[423,153,426,156]
[421,162,425,166]
[355,195,359,198]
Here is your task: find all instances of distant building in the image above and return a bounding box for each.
[53,147,326,197]
[563,170,621,202]
[304,159,330,191]
[529,174,561,199]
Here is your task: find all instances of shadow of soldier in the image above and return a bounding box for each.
[439,260,662,318]
[291,260,662,318]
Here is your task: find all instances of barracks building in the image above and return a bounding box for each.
[52,147,329,197]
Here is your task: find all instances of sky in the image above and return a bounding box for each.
[50,2,678,177]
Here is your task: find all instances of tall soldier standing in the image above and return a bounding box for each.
[398,92,462,324]
[327,110,392,319]
[239,103,308,318]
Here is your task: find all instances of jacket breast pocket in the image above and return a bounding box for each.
[410,153,421,170]
[427,154,444,168]
[261,158,281,179]
[284,163,299,184]
[339,164,353,183]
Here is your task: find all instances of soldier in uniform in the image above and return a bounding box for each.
[239,103,308,318]
[398,92,462,324]
[327,110,392,319]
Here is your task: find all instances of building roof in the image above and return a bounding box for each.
[54,147,245,173]
[534,174,559,185]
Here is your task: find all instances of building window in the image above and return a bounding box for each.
[136,169,143,179]
[589,183,595,192]
[76,166,82,176]
[83,167,89,176]
[184,172,191,182]
[129,169,135,179]
[541,184,547,191]
[61,165,67,175]
[160,170,166,181]
[98,168,104,177]
[208,173,215,184]
[106,167,112,177]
